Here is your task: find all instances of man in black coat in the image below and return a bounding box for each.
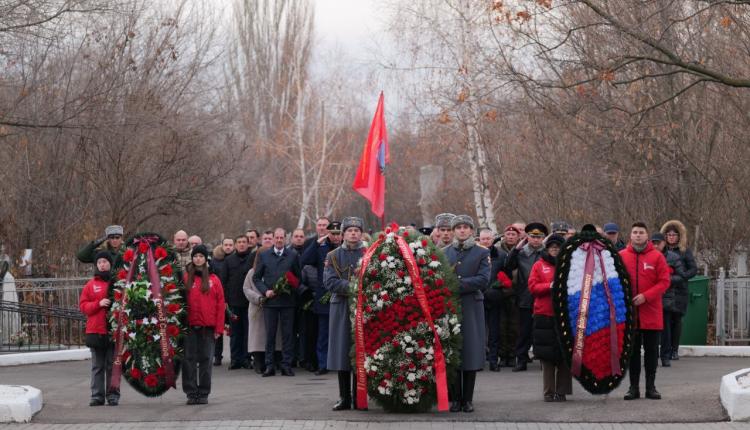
[253,228,302,377]
[219,235,253,369]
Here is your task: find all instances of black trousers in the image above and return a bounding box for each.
[214,334,223,361]
[183,327,216,399]
[485,301,500,363]
[90,344,119,402]
[515,307,533,360]
[660,311,682,359]
[299,308,318,368]
[229,305,249,365]
[629,329,660,388]
[264,306,295,367]
[498,296,519,360]
[449,370,477,403]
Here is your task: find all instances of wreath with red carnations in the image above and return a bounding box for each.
[351,224,462,413]
[108,232,186,397]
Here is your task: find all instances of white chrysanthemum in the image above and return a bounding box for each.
[380,261,388,268]
[405,347,414,353]
[378,386,386,394]
[428,261,440,268]
[407,373,416,381]
[153,334,161,341]
[404,335,412,342]
[416,248,426,256]
[388,262,396,269]
[128,332,136,339]
[404,276,412,285]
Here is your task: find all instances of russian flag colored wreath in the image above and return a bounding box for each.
[552,225,635,395]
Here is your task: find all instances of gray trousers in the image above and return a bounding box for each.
[541,359,572,397]
[182,327,216,398]
[90,345,119,401]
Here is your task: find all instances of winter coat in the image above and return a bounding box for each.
[619,242,671,330]
[301,238,338,314]
[253,247,302,308]
[242,268,282,353]
[505,243,545,309]
[79,276,111,335]
[444,238,490,371]
[175,247,192,273]
[219,249,254,308]
[184,273,226,335]
[76,240,123,267]
[661,219,698,314]
[661,249,689,315]
[485,241,513,305]
[300,264,318,310]
[324,241,365,371]
[528,256,556,317]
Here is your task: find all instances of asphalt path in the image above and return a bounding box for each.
[0,356,743,423]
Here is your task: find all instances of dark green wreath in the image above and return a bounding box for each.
[552,226,634,395]
[109,232,186,397]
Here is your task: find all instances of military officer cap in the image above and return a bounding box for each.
[551,221,571,234]
[525,222,548,238]
[418,226,434,236]
[327,221,342,233]
[451,214,475,230]
[342,217,364,233]
[434,213,456,229]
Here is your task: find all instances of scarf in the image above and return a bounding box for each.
[95,270,111,282]
[452,235,475,250]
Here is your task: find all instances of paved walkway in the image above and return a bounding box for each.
[0,356,746,425]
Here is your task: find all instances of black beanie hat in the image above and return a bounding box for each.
[94,250,113,265]
[545,234,566,249]
[191,244,209,259]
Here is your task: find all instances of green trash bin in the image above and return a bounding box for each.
[680,276,709,345]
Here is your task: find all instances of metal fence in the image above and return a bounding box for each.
[12,277,88,310]
[0,300,85,352]
[1,277,88,352]
[715,268,750,345]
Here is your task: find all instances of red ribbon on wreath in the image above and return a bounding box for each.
[110,235,177,391]
[354,228,449,411]
[571,240,621,378]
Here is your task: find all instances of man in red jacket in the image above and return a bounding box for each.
[619,222,670,400]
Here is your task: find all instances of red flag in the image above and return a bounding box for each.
[353,92,390,218]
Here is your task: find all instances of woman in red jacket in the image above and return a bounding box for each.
[182,245,226,405]
[528,235,571,402]
[79,251,119,406]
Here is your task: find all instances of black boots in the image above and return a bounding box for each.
[461,371,476,412]
[332,371,352,411]
[624,386,640,400]
[645,373,661,399]
[512,358,527,372]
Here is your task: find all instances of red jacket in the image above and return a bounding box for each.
[620,242,671,330]
[79,276,110,335]
[528,258,555,317]
[185,273,226,335]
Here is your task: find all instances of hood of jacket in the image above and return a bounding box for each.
[660,219,688,252]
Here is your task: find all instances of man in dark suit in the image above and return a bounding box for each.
[253,227,302,377]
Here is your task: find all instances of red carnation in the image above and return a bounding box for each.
[365,305,373,313]
[391,340,399,348]
[421,239,428,247]
[122,249,135,263]
[397,270,405,278]
[390,222,399,231]
[497,271,512,288]
[138,241,150,254]
[381,293,390,301]
[117,269,127,280]
[122,351,131,362]
[406,382,415,390]
[167,303,181,314]
[418,258,427,266]
[373,283,381,290]
[160,265,173,277]
[165,283,176,292]
[369,269,378,277]
[129,368,142,380]
[286,271,300,289]
[378,234,385,240]
[384,372,392,379]
[430,255,438,261]
[154,246,168,261]
[435,278,444,287]
[144,373,159,388]
[397,375,405,382]
[379,254,387,261]
[167,324,180,337]
[402,231,409,238]
[427,270,435,277]
[114,290,123,301]
[417,340,425,347]
[156,366,166,377]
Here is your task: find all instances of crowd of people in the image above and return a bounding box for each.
[76,214,697,412]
